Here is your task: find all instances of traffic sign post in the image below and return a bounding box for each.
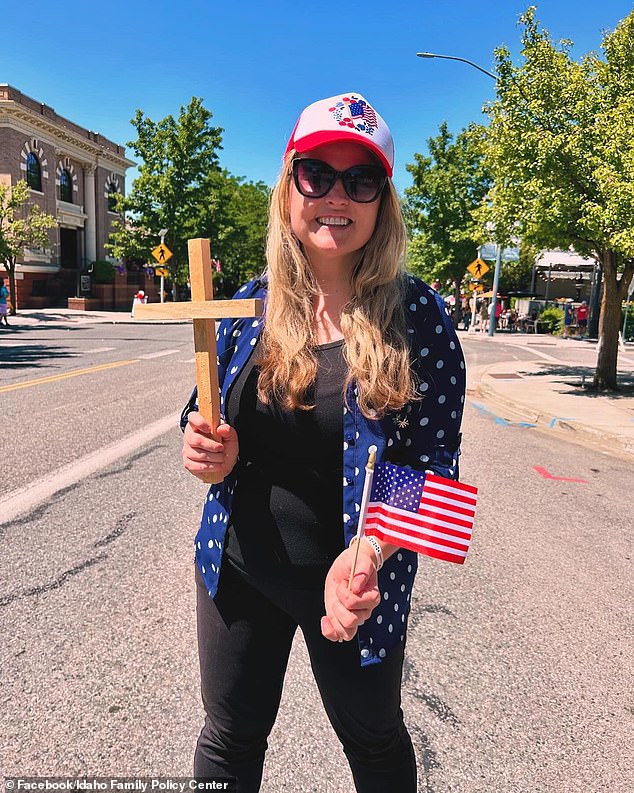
[488,244,503,337]
[151,246,173,304]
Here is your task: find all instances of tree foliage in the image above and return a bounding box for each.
[484,7,634,389]
[404,122,492,307]
[0,180,57,313]
[195,169,270,297]
[106,97,269,298]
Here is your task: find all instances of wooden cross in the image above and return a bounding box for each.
[134,238,263,483]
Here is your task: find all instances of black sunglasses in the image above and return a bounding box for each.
[292,158,387,203]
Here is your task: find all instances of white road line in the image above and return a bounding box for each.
[138,349,181,360]
[499,341,562,362]
[0,412,182,524]
[83,347,116,354]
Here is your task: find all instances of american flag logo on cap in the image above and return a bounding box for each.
[329,95,378,136]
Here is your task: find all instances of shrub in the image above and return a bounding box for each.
[539,306,564,334]
[91,260,115,283]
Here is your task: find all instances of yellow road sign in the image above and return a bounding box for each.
[467,258,490,278]
[152,244,173,264]
[154,267,169,277]
[470,283,484,292]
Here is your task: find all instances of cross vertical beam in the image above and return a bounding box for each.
[133,237,263,485]
[189,238,222,472]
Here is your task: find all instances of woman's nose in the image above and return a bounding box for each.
[326,176,349,202]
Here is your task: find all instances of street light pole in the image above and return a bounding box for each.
[416,52,497,80]
[416,50,503,335]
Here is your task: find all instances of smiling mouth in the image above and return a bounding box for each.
[317,216,351,227]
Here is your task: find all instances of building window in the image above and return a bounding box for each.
[107,183,119,212]
[26,152,42,191]
[59,169,73,203]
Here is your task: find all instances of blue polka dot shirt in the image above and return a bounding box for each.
[181,275,465,666]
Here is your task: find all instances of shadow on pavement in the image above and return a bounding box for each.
[519,364,634,398]
[0,344,77,369]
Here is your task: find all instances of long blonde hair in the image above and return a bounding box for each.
[258,151,419,419]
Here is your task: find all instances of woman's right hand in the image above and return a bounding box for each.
[182,411,239,482]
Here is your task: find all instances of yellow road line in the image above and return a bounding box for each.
[0,359,139,393]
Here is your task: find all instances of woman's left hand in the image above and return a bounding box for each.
[321,544,381,642]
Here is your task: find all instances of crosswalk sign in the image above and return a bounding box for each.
[467,258,489,278]
[152,244,173,264]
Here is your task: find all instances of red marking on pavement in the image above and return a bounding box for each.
[533,466,589,484]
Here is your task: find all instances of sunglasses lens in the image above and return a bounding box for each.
[294,160,335,198]
[343,166,386,202]
[293,159,386,202]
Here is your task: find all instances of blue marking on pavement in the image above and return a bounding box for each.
[549,417,576,428]
[471,402,537,428]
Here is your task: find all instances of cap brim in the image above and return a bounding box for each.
[292,130,393,177]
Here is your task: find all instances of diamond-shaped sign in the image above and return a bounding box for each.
[152,244,173,264]
[467,258,490,278]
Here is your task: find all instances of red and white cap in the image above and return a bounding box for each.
[285,92,394,177]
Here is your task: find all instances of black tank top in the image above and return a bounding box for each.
[224,339,346,587]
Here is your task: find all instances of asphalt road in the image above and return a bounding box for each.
[1,325,632,792]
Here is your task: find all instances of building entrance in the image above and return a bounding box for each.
[58,227,80,300]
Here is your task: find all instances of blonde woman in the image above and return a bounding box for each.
[181,92,466,792]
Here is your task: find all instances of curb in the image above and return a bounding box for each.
[472,367,634,462]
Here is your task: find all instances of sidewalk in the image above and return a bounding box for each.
[5,307,187,326]
[5,309,634,461]
[465,331,634,461]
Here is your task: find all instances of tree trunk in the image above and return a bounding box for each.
[452,281,462,328]
[593,251,634,390]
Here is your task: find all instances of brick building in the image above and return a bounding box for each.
[0,84,135,308]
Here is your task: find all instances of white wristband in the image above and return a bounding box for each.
[349,534,384,571]
[364,535,384,571]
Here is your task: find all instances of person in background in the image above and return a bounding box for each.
[563,301,575,338]
[576,300,589,337]
[0,278,10,327]
[479,300,489,333]
[180,92,466,792]
[493,300,502,330]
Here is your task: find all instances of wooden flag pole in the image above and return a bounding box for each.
[348,447,377,589]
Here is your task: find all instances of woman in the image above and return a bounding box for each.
[181,92,466,792]
[0,278,9,327]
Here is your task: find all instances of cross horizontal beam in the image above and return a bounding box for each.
[133,298,263,321]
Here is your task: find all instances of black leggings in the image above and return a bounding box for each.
[194,560,417,793]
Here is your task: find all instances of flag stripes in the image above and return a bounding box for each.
[364,463,478,565]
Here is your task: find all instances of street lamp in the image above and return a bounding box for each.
[416,52,497,80]
[417,50,504,337]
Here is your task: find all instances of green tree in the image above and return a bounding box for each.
[0,180,57,314]
[404,122,493,317]
[485,7,634,389]
[106,97,224,293]
[195,170,269,297]
[498,244,538,295]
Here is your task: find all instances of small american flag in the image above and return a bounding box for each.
[362,103,378,128]
[364,462,477,564]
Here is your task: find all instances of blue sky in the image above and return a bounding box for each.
[3,1,633,194]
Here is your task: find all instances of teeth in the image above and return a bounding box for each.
[317,217,351,226]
